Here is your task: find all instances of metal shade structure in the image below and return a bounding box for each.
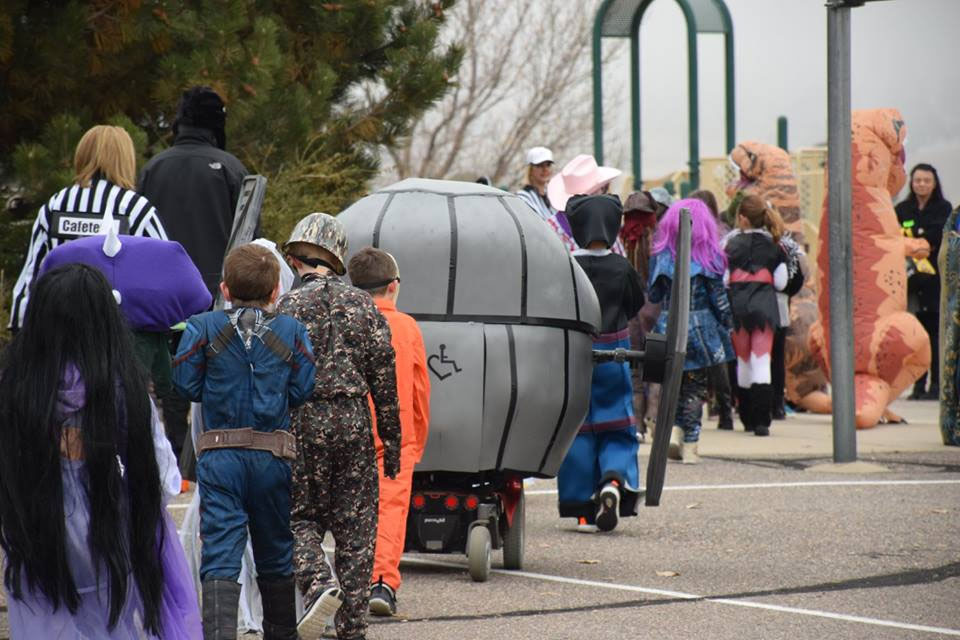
[593,0,735,192]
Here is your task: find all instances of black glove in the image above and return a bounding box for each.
[383,451,400,480]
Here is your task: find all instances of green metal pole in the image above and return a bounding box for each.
[630,24,642,189]
[777,116,788,151]
[724,32,735,153]
[592,1,615,164]
[684,9,700,190]
[716,0,736,153]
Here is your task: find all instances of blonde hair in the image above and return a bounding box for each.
[74,125,137,190]
[736,194,784,243]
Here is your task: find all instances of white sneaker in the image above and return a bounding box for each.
[576,517,598,533]
[595,483,620,532]
[680,441,700,464]
[298,586,343,639]
[668,426,683,460]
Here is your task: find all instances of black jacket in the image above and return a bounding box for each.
[138,126,248,296]
[895,197,953,313]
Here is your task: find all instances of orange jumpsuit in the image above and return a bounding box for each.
[369,297,430,592]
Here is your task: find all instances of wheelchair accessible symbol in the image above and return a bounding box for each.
[428,344,462,381]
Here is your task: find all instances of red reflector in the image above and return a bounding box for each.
[464,495,479,510]
[412,494,426,509]
[444,495,459,510]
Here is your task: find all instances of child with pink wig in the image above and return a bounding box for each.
[648,198,735,463]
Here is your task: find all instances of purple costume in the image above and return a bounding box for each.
[5,366,202,639]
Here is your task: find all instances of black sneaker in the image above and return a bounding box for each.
[368,580,397,616]
[595,483,620,532]
[298,586,343,639]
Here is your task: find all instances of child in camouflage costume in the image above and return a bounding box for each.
[276,212,402,640]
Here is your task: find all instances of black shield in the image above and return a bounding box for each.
[644,207,691,506]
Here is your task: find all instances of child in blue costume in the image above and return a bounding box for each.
[649,199,735,464]
[557,194,645,533]
[173,243,317,640]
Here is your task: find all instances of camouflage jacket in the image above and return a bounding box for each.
[277,273,401,472]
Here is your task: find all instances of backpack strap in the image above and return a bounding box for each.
[256,322,294,365]
[205,313,238,359]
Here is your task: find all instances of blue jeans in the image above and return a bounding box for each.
[198,448,293,581]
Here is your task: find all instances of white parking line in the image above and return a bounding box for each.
[401,556,960,636]
[525,479,960,495]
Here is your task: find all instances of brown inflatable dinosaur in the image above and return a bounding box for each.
[809,108,931,428]
[728,141,831,413]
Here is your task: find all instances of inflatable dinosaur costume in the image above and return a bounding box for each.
[809,108,931,428]
[728,141,831,413]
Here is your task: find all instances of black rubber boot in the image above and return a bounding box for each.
[257,576,300,640]
[202,579,241,640]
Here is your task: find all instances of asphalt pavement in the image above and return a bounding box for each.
[367,398,960,640]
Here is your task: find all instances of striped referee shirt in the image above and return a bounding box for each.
[8,178,168,330]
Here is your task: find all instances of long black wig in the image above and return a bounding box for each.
[0,263,165,633]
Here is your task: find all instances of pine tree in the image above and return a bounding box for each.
[0,0,463,327]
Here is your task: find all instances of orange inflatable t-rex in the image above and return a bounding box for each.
[809,108,931,428]
[728,142,832,413]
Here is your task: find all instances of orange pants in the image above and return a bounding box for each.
[372,444,417,591]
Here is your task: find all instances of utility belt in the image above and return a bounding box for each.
[197,428,297,461]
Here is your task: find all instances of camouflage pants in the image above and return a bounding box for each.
[676,369,708,443]
[291,396,379,640]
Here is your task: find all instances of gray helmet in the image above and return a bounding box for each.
[284,212,348,275]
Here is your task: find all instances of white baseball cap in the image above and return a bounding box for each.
[526,146,554,165]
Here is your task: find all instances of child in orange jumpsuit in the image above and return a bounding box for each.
[348,247,431,616]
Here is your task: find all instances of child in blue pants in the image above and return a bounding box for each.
[173,243,316,639]
[557,194,645,533]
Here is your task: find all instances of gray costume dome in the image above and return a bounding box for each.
[338,178,601,477]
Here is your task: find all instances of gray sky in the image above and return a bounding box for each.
[599,0,959,204]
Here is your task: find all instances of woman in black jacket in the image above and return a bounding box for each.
[895,163,952,400]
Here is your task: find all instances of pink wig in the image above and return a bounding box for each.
[652,197,727,276]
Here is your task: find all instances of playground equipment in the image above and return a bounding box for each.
[592,0,735,192]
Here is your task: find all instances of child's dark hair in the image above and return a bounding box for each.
[0,263,165,633]
[223,243,280,305]
[736,194,784,243]
[348,247,398,297]
[689,189,720,219]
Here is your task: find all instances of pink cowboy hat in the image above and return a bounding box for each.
[547,154,622,211]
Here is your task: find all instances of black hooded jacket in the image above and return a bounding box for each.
[138,126,248,297]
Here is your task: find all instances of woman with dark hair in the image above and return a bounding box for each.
[895,163,952,400]
[0,264,200,638]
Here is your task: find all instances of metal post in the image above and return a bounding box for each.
[592,1,613,164]
[777,116,788,151]
[724,26,736,153]
[826,2,856,462]
[686,22,699,190]
[630,18,643,189]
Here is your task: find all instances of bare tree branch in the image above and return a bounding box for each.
[383,0,619,188]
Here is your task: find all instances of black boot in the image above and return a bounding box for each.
[736,386,753,431]
[257,576,300,640]
[202,579,241,640]
[752,384,773,436]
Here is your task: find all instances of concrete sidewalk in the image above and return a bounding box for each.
[646,398,953,459]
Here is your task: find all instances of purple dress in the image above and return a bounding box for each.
[5,366,202,639]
